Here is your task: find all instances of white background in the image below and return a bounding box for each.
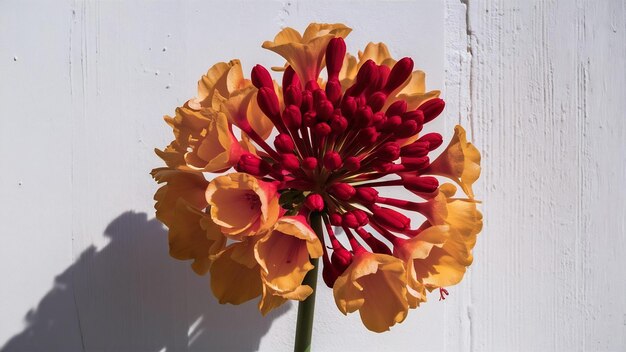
[1,1,625,351]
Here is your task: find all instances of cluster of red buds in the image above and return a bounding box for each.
[230,37,448,287]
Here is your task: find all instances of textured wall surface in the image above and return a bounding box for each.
[1,1,625,351]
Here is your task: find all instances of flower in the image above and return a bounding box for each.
[255,216,323,295]
[263,23,351,83]
[333,250,409,332]
[205,172,280,238]
[152,22,482,332]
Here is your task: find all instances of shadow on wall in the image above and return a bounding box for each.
[1,211,289,352]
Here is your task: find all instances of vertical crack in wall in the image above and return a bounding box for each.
[458,2,475,351]
[69,1,86,350]
[460,0,475,138]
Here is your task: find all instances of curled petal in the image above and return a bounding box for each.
[393,226,449,308]
[259,283,313,316]
[190,60,248,110]
[151,168,208,227]
[333,252,409,332]
[263,23,352,83]
[180,108,243,172]
[425,125,481,198]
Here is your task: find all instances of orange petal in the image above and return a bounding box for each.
[254,216,322,293]
[151,168,208,227]
[425,125,481,198]
[168,199,226,275]
[333,252,409,332]
[210,238,263,305]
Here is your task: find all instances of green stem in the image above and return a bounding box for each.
[293,214,322,352]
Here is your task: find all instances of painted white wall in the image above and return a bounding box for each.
[0,1,624,351]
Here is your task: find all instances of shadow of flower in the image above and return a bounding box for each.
[1,211,289,352]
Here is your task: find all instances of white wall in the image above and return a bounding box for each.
[0,1,624,351]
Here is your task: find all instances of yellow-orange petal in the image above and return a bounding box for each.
[150,168,208,227]
[393,226,450,308]
[221,86,274,140]
[258,284,313,316]
[333,252,409,333]
[358,42,396,68]
[191,60,248,110]
[168,199,226,275]
[425,125,481,198]
[210,238,263,305]
[262,23,351,83]
[205,173,279,237]
[181,108,242,172]
[254,216,322,293]
[154,141,186,169]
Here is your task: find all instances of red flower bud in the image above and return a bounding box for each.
[235,153,271,176]
[257,87,280,119]
[417,132,443,150]
[352,209,369,226]
[357,127,379,144]
[313,88,326,105]
[331,247,353,272]
[354,60,379,93]
[329,213,343,226]
[328,182,355,201]
[377,142,401,161]
[367,92,387,112]
[325,79,342,104]
[316,100,334,121]
[301,90,313,112]
[302,157,318,170]
[372,111,385,125]
[354,105,373,128]
[304,194,325,211]
[403,110,424,124]
[383,57,414,94]
[380,115,402,133]
[313,122,331,136]
[343,156,361,171]
[418,98,445,123]
[322,261,340,288]
[376,65,391,91]
[330,115,348,134]
[395,119,419,138]
[282,105,302,130]
[285,85,302,107]
[342,212,359,228]
[386,100,407,117]
[282,65,300,88]
[401,141,430,157]
[372,206,411,231]
[402,176,439,193]
[401,156,430,170]
[281,153,300,171]
[354,187,379,204]
[326,37,346,80]
[341,96,357,117]
[251,64,273,89]
[303,111,317,127]
[323,151,342,170]
[274,133,295,153]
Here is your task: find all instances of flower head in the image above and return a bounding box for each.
[152,22,482,332]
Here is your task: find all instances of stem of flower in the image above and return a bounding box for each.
[293,213,322,352]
